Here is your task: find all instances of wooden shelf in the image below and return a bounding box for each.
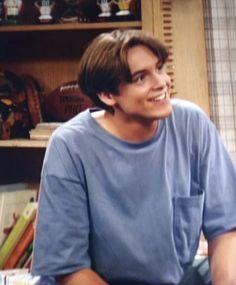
[0,20,142,151]
[0,21,142,32]
[0,0,145,183]
[0,139,48,148]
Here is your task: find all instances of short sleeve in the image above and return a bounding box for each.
[32,132,91,276]
[200,117,236,241]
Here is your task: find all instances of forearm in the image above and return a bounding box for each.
[208,230,236,285]
[56,268,109,285]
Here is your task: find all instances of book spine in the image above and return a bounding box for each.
[16,243,33,269]
[3,218,35,269]
[22,253,32,270]
[0,202,37,269]
[0,187,37,248]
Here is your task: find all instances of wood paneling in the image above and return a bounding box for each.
[171,0,209,114]
[151,0,209,114]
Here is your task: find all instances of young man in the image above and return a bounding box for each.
[32,29,236,285]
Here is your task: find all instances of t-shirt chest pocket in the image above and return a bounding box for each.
[172,189,204,267]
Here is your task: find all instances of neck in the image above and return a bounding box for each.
[95,110,159,143]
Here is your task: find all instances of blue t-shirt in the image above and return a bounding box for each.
[32,99,236,285]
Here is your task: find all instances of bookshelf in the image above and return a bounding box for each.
[0,0,209,185]
[0,0,210,273]
[0,147,45,185]
[0,140,48,148]
[0,21,142,32]
[0,2,144,186]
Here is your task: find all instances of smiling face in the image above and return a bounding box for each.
[111,45,172,125]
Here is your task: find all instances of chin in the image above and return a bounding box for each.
[154,105,173,119]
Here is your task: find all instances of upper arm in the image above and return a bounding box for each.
[208,230,236,285]
[32,135,91,276]
[199,118,236,240]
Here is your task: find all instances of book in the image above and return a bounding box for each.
[22,252,32,270]
[0,202,38,269]
[16,243,33,269]
[33,122,62,130]
[29,122,62,140]
[0,184,37,248]
[3,217,36,269]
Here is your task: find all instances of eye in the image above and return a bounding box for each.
[132,73,146,83]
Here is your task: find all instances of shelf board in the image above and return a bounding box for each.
[0,21,142,32]
[0,139,48,148]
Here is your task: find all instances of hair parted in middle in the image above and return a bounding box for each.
[78,29,169,113]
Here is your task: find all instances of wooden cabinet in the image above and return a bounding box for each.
[0,0,209,185]
[0,0,144,185]
[149,0,209,115]
[170,0,209,115]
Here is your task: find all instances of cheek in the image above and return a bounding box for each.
[165,74,172,88]
[117,93,144,111]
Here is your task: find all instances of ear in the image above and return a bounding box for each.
[98,92,116,106]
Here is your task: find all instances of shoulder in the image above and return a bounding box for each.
[46,109,94,153]
[170,98,212,128]
[171,98,207,117]
[53,109,91,139]
[167,99,218,146]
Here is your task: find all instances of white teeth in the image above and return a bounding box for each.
[150,92,166,102]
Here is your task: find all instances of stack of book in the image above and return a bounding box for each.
[29,122,62,141]
[0,184,38,271]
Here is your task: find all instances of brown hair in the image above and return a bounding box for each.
[78,29,169,113]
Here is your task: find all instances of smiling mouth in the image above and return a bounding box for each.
[149,92,168,102]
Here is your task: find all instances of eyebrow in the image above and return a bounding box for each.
[131,69,146,78]
[131,59,162,79]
